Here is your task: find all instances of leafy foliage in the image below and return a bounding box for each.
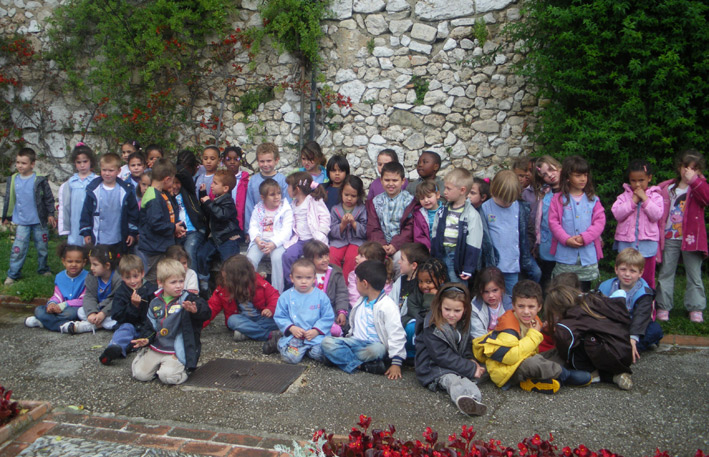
[0,385,19,426]
[234,87,276,117]
[411,76,429,106]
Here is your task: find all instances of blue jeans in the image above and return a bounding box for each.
[7,224,49,279]
[405,320,416,359]
[636,321,664,352]
[199,238,241,280]
[178,230,206,274]
[321,336,387,373]
[227,312,278,341]
[108,323,140,356]
[503,273,519,295]
[279,338,326,364]
[442,248,464,284]
[34,305,79,332]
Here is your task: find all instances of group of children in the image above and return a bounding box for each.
[4,141,707,416]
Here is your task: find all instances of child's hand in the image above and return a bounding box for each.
[131,289,142,307]
[290,326,305,339]
[633,187,647,202]
[46,303,61,314]
[304,329,319,340]
[47,216,57,229]
[175,224,187,237]
[126,235,135,247]
[199,183,206,191]
[84,236,92,245]
[200,195,210,203]
[2,219,9,226]
[385,365,402,380]
[630,339,640,364]
[262,242,276,254]
[182,300,197,313]
[529,319,541,331]
[336,313,347,326]
[474,363,486,379]
[566,236,583,248]
[131,338,149,348]
[383,244,396,256]
[91,311,106,326]
[681,166,698,183]
[459,273,471,280]
[261,309,273,318]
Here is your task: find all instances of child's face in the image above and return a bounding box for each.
[210,176,229,197]
[290,265,315,293]
[377,154,393,175]
[160,275,185,298]
[629,171,651,192]
[90,257,111,279]
[262,187,281,210]
[146,150,162,169]
[74,153,92,176]
[128,157,145,178]
[468,184,483,208]
[355,251,366,266]
[223,151,241,174]
[258,152,278,175]
[62,251,86,278]
[301,155,317,173]
[512,297,541,327]
[419,191,439,210]
[313,253,330,273]
[418,271,438,295]
[355,277,369,297]
[615,263,643,289]
[179,258,190,272]
[441,297,465,327]
[122,269,145,290]
[171,178,182,196]
[482,281,503,308]
[202,148,220,173]
[568,172,588,192]
[140,175,151,194]
[341,183,359,209]
[121,144,137,161]
[101,162,120,185]
[15,155,35,176]
[538,163,560,187]
[514,168,531,188]
[399,253,416,277]
[381,171,404,198]
[329,164,347,186]
[443,181,466,204]
[416,153,439,180]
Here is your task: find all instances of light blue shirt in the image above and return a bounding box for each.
[68,173,96,245]
[353,297,380,343]
[482,199,520,273]
[13,174,40,226]
[96,184,122,244]
[174,193,195,233]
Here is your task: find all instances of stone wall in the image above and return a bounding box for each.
[1,0,540,184]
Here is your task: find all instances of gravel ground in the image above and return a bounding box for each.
[1,309,707,456]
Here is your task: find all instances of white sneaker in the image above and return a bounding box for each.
[25,316,43,328]
[60,321,96,335]
[59,321,74,334]
[4,277,15,286]
[233,330,248,341]
[456,396,487,416]
[612,373,633,391]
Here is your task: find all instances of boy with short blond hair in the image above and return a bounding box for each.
[431,167,483,283]
[473,280,591,394]
[3,148,56,284]
[598,248,663,362]
[131,258,209,385]
[244,143,289,231]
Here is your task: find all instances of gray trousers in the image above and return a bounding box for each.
[514,352,563,383]
[132,348,187,385]
[656,239,706,312]
[437,373,482,403]
[246,243,286,293]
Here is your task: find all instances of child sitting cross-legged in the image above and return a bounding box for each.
[131,258,210,385]
[303,240,349,336]
[262,258,334,364]
[99,254,158,365]
[322,260,407,380]
[473,280,592,394]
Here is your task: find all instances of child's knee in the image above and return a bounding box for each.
[157,361,187,385]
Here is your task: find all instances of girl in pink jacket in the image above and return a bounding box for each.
[655,150,709,323]
[611,159,664,288]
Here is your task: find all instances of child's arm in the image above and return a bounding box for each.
[365,199,387,245]
[57,182,68,235]
[273,294,294,335]
[381,298,407,379]
[329,206,345,240]
[309,293,335,339]
[332,271,349,325]
[353,206,368,241]
[390,201,415,251]
[641,190,665,223]
[687,173,709,206]
[81,275,100,317]
[611,189,636,223]
[312,200,331,243]
[185,294,211,326]
[2,177,11,224]
[548,193,574,245]
[461,209,484,278]
[579,198,606,246]
[125,185,140,244]
[271,204,294,249]
[422,326,481,380]
[483,327,544,366]
[203,287,228,328]
[248,205,263,241]
[78,191,96,243]
[109,283,131,324]
[39,178,56,228]
[347,271,360,309]
[256,275,279,317]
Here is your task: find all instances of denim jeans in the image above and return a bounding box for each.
[443,248,465,284]
[321,336,386,373]
[7,224,49,279]
[108,323,140,356]
[200,238,241,280]
[34,304,79,332]
[279,338,326,364]
[179,230,206,274]
[636,321,664,352]
[503,273,519,296]
[246,243,286,293]
[227,312,278,341]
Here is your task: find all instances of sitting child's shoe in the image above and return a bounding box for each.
[560,367,592,387]
[612,372,633,390]
[689,311,704,323]
[60,321,96,335]
[233,330,248,342]
[99,345,123,365]
[24,316,43,328]
[519,378,560,394]
[261,330,282,354]
[359,359,387,375]
[656,309,670,321]
[4,277,15,286]
[456,396,487,416]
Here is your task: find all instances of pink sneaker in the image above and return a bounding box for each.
[656,309,670,321]
[689,311,704,323]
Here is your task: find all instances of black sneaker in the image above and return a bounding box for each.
[359,359,387,375]
[261,330,282,355]
[560,367,592,387]
[99,345,123,365]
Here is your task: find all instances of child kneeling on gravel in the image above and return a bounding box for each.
[131,258,210,385]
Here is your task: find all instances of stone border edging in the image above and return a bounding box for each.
[0,401,52,445]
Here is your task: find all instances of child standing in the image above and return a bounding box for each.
[415,284,487,416]
[469,266,512,339]
[79,152,139,254]
[205,255,279,342]
[199,169,243,261]
[118,140,141,181]
[264,258,334,364]
[549,156,605,292]
[303,240,349,336]
[656,149,709,323]
[281,172,330,290]
[611,159,664,288]
[324,154,349,210]
[468,177,490,210]
[531,155,563,290]
[347,241,394,308]
[414,180,440,249]
[99,254,158,365]
[479,170,540,292]
[299,140,328,184]
[58,144,97,246]
[3,148,57,284]
[222,146,250,234]
[599,248,664,361]
[194,146,220,199]
[25,244,88,332]
[144,144,163,171]
[329,175,367,282]
[431,168,483,284]
[366,149,408,202]
[131,258,210,385]
[322,260,406,379]
[406,151,443,199]
[244,143,289,230]
[125,152,146,189]
[247,178,293,293]
[511,156,535,205]
[172,171,207,286]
